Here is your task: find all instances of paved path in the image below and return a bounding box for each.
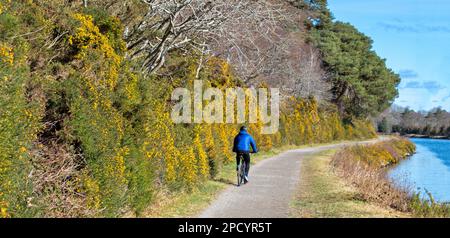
[199,138,385,218]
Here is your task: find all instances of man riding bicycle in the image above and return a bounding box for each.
[232,126,258,184]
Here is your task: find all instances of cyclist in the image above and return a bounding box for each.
[232,126,258,184]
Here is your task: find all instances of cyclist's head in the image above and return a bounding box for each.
[240,126,247,131]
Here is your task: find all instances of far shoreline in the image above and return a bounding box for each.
[403,134,449,140]
[378,133,450,140]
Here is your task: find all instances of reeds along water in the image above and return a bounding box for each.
[331,138,450,217]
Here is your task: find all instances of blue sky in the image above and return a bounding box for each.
[328,0,450,111]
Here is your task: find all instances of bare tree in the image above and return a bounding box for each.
[123,0,290,74]
[205,1,331,99]
[276,37,331,100]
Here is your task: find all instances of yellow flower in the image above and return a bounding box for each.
[1,207,8,218]
[0,44,14,65]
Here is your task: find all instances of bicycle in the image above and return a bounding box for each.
[237,153,247,186]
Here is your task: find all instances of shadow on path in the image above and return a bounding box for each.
[213,178,236,186]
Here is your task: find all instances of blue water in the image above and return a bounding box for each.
[389,138,450,202]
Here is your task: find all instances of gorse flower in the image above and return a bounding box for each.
[0,44,14,65]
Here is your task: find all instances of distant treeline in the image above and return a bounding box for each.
[377,106,450,137]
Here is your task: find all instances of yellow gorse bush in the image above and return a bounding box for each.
[65,12,137,216]
[69,14,122,64]
[144,101,180,184]
[341,137,415,168]
[0,44,13,65]
[0,0,11,15]
[81,174,102,211]
[0,2,44,216]
[69,13,124,91]
[193,126,210,180]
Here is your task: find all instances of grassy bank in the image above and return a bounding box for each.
[290,150,407,218]
[331,137,450,217]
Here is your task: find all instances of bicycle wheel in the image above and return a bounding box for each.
[239,162,246,186]
[237,168,241,186]
[237,157,245,186]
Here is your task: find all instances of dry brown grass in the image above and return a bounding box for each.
[29,142,94,217]
[330,137,450,217]
[331,149,410,212]
[291,150,408,218]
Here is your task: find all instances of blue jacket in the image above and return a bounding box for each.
[233,129,258,153]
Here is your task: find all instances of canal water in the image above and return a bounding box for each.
[389,138,450,202]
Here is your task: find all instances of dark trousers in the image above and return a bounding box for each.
[236,152,250,177]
